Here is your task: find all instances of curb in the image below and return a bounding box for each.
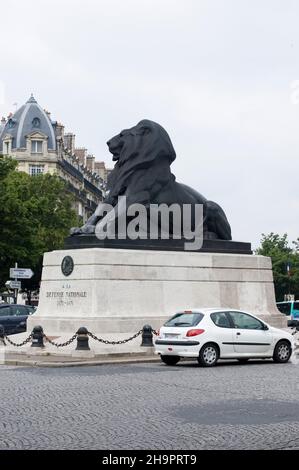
[2,354,160,368]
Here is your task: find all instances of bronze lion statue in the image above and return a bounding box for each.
[70,119,232,240]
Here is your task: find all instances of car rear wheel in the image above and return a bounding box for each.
[273,340,292,363]
[198,343,219,367]
[160,355,180,366]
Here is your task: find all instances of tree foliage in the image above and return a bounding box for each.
[256,233,299,301]
[0,156,79,297]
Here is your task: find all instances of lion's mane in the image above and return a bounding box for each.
[105,120,176,205]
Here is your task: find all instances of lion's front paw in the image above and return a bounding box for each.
[70,226,82,236]
[70,225,96,236]
[82,225,95,234]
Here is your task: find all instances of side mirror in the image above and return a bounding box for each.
[263,324,269,330]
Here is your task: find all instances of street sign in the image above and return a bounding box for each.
[9,268,34,279]
[6,280,21,289]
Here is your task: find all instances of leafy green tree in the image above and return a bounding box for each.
[256,233,299,301]
[0,156,79,301]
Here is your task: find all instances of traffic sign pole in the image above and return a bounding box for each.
[14,262,18,304]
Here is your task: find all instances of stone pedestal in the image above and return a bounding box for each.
[27,247,286,337]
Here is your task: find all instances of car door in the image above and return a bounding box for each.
[227,311,273,356]
[210,311,235,357]
[10,305,29,333]
[0,305,13,334]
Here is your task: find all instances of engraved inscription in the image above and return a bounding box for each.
[46,290,87,307]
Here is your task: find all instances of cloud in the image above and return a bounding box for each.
[0,0,299,246]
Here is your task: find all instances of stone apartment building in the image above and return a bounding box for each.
[0,95,111,221]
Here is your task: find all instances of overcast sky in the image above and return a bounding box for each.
[1,0,299,248]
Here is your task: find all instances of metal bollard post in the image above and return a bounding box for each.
[76,327,90,350]
[31,325,45,348]
[141,324,154,347]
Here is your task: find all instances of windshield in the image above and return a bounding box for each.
[164,312,204,327]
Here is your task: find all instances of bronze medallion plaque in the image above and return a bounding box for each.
[61,256,74,276]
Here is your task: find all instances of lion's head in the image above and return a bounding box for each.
[105,120,176,202]
[107,119,176,165]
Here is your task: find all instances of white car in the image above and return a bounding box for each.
[154,308,294,367]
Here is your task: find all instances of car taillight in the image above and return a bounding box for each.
[186,329,205,337]
[156,328,160,337]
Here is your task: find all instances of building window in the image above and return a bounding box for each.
[4,142,9,154]
[32,117,40,128]
[8,119,16,129]
[29,165,44,176]
[31,140,43,153]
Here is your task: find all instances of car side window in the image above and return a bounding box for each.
[210,312,231,328]
[11,305,28,316]
[229,311,264,330]
[0,306,12,316]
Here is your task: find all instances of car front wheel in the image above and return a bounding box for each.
[160,355,180,366]
[273,340,292,363]
[198,343,219,367]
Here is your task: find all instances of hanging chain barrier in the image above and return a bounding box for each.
[0,324,156,349]
[87,329,142,345]
[0,332,32,347]
[43,334,77,348]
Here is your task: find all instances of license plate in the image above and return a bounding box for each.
[165,334,179,339]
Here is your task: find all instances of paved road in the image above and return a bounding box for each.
[2,358,299,450]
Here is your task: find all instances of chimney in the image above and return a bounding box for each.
[55,122,65,139]
[74,147,87,165]
[64,133,76,154]
[86,154,95,172]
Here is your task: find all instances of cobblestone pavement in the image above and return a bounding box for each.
[2,359,299,450]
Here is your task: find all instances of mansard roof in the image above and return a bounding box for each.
[0,94,56,151]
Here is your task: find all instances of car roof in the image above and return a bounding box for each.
[176,308,244,315]
[0,303,29,307]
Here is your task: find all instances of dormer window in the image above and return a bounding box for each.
[8,119,16,129]
[31,140,43,153]
[32,117,40,128]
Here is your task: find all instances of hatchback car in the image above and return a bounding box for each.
[0,304,35,335]
[154,308,294,367]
